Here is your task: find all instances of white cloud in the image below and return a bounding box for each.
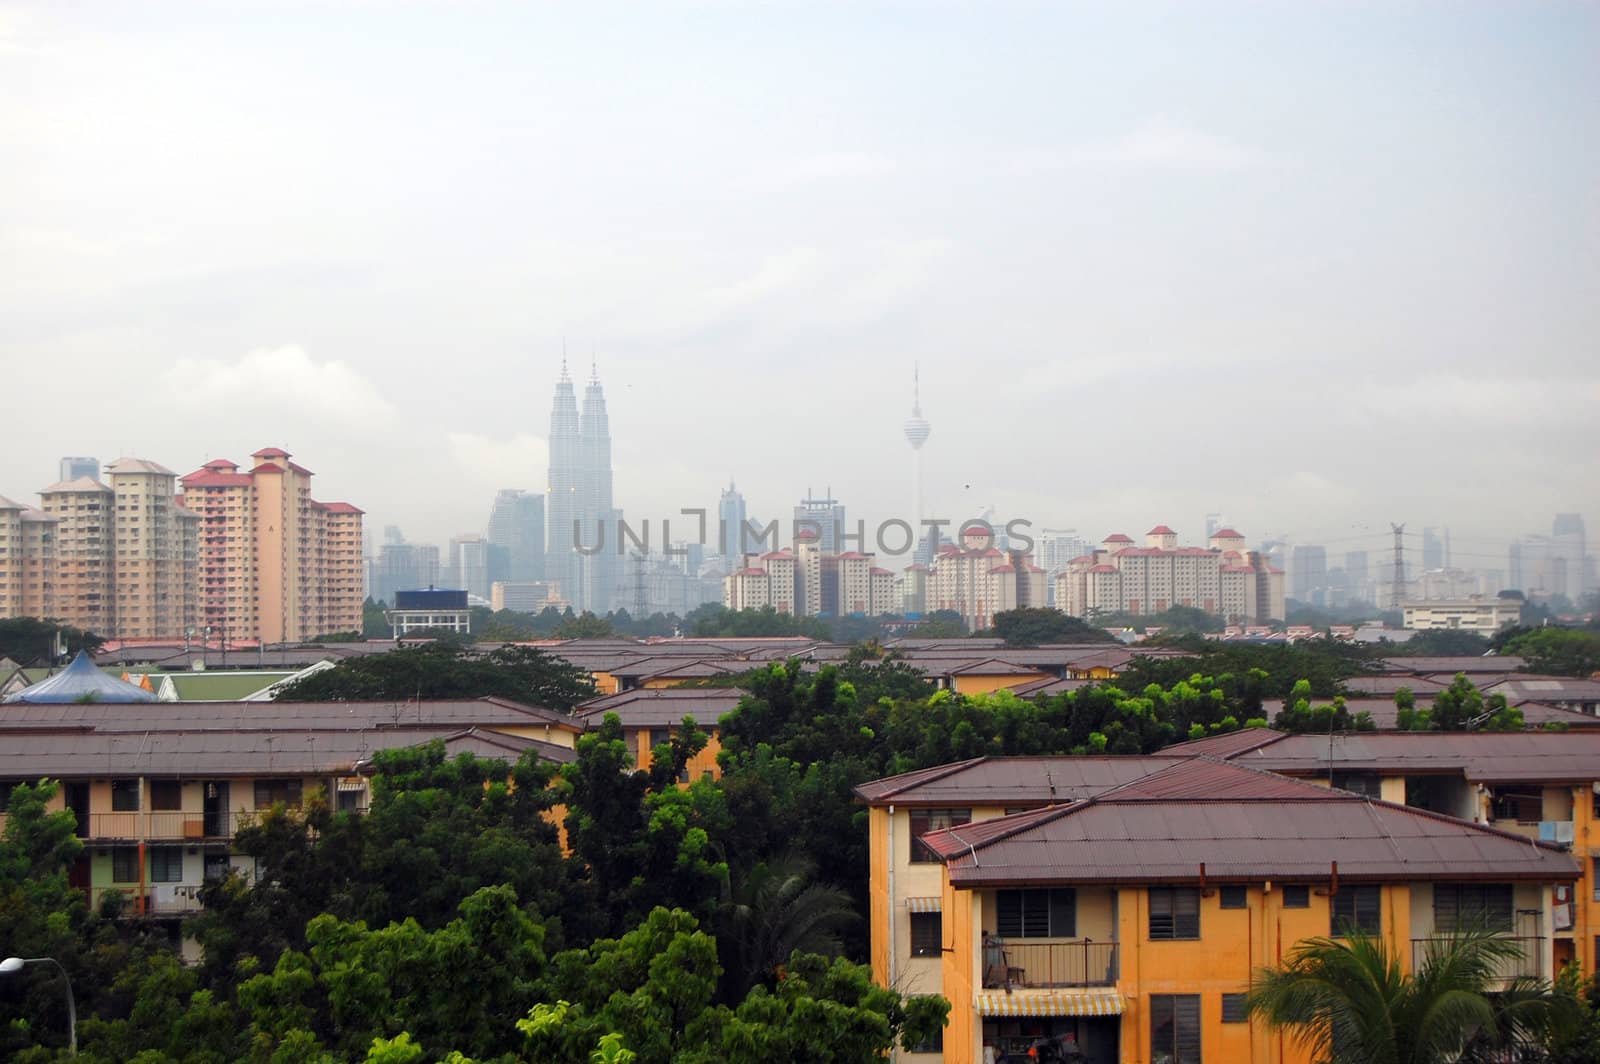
[1073,121,1277,172]
[772,152,897,183]
[444,431,550,491]
[165,345,394,422]
[1363,373,1600,422]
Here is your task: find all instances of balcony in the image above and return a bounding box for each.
[983,939,1119,989]
[1411,937,1545,982]
[87,811,236,840]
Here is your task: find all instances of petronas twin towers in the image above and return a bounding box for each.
[547,361,617,614]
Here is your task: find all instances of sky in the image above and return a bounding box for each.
[2,1,1596,569]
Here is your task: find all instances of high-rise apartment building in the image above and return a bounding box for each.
[0,495,56,623]
[1056,526,1285,623]
[723,541,897,617]
[103,458,199,641]
[926,527,1046,631]
[178,448,363,644]
[546,363,616,614]
[1551,513,1587,601]
[1289,543,1328,605]
[486,489,545,584]
[22,459,200,640]
[37,475,115,634]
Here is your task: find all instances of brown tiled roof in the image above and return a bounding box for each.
[1159,727,1288,758]
[0,727,548,778]
[1226,731,1600,784]
[852,755,1180,806]
[1343,674,1448,696]
[0,696,577,733]
[1007,677,1093,698]
[1380,656,1527,674]
[576,687,745,727]
[920,759,1579,887]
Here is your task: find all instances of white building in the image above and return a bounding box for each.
[1056,525,1285,623]
[1402,597,1522,632]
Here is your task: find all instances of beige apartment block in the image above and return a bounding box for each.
[179,448,364,645]
[37,476,116,634]
[0,495,57,622]
[103,458,198,641]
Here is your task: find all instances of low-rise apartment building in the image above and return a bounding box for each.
[858,751,1582,1064]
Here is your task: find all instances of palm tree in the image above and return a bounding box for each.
[716,851,857,1000]
[1246,928,1568,1064]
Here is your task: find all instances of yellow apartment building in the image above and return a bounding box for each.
[37,475,116,634]
[859,754,1580,1064]
[0,495,56,622]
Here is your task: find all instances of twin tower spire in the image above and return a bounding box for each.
[547,359,614,614]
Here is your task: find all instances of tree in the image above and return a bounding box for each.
[270,643,595,711]
[0,617,103,666]
[716,852,857,1000]
[1396,674,1525,732]
[1247,929,1567,1064]
[554,612,615,639]
[1500,627,1600,678]
[1274,683,1376,734]
[1380,629,1492,657]
[989,607,1117,646]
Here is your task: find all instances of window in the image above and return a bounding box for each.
[149,780,182,811]
[1221,992,1248,1024]
[1150,994,1201,1063]
[910,911,942,957]
[906,1019,943,1054]
[1149,888,1200,940]
[909,808,970,863]
[1332,772,1381,798]
[112,847,140,883]
[111,779,140,811]
[150,847,183,883]
[1281,885,1310,908]
[1332,885,1382,936]
[1220,886,1247,909]
[253,778,303,808]
[997,889,1076,938]
[1491,787,1543,823]
[1433,884,1513,933]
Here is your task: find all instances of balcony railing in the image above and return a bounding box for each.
[1411,936,1544,981]
[87,811,237,840]
[982,939,1118,989]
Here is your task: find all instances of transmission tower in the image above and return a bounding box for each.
[632,551,648,616]
[1390,523,1406,609]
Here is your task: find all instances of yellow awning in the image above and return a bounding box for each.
[905,896,942,912]
[975,988,1123,1017]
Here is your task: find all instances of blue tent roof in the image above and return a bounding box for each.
[2,650,157,703]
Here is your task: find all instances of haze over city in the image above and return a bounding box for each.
[2,1,1595,554]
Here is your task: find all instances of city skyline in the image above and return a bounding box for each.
[1,3,1594,563]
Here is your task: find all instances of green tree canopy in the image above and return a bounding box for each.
[270,643,595,711]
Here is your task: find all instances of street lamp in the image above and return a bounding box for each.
[0,955,76,1054]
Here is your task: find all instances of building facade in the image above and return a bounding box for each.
[1056,526,1285,623]
[178,448,364,645]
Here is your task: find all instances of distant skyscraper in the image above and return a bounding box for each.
[794,492,847,553]
[1289,544,1328,604]
[1422,527,1444,572]
[903,364,931,553]
[452,534,490,601]
[1204,513,1225,540]
[718,481,748,559]
[545,361,616,613]
[487,489,545,584]
[59,457,98,483]
[1552,513,1587,601]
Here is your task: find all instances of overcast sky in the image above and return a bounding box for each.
[3,1,1595,567]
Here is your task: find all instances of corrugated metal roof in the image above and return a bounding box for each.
[1379,656,1526,673]
[0,696,577,733]
[921,760,1579,886]
[1231,731,1600,783]
[0,727,528,777]
[575,687,744,727]
[852,756,1181,806]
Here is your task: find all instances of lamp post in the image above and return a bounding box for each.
[0,955,76,1054]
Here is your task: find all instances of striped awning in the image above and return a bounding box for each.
[905,896,942,913]
[975,988,1123,1017]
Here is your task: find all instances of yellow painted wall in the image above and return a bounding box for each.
[632,728,723,782]
[499,722,582,749]
[869,806,890,985]
[950,672,1048,697]
[1575,785,1597,974]
[590,671,621,695]
[940,875,978,1063]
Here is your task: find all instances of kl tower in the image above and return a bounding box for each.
[903,364,931,558]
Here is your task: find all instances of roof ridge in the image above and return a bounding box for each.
[863,756,991,799]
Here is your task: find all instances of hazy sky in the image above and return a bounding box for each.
[3,1,1595,568]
